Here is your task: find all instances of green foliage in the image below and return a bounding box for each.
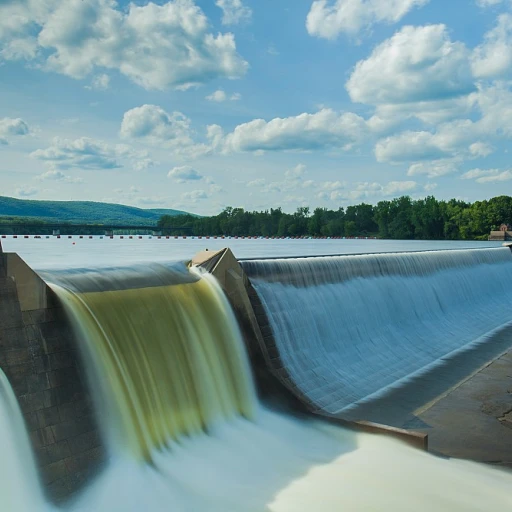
[158,195,512,239]
[0,196,191,226]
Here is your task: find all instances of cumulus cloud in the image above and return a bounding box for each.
[168,166,203,182]
[246,179,266,187]
[461,168,512,183]
[472,14,512,78]
[182,189,208,201]
[0,0,248,90]
[36,169,84,183]
[206,90,227,102]
[216,0,252,25]
[16,186,38,197]
[376,116,486,164]
[206,89,241,102]
[407,159,461,177]
[31,137,122,170]
[347,180,418,200]
[306,0,429,39]
[424,182,438,192]
[0,117,29,144]
[347,25,474,107]
[476,0,506,7]
[285,164,307,179]
[221,109,368,153]
[120,104,209,158]
[85,73,110,90]
[469,141,494,157]
[375,131,451,163]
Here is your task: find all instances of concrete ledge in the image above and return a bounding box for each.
[0,242,105,503]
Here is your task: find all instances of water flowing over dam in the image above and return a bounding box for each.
[46,264,256,462]
[1,243,512,511]
[242,248,512,423]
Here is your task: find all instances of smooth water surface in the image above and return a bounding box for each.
[1,236,504,269]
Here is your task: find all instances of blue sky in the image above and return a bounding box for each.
[1,0,512,215]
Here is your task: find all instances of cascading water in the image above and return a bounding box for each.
[46,263,256,461]
[242,248,512,422]
[1,256,512,511]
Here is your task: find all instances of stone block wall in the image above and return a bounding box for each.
[0,243,105,503]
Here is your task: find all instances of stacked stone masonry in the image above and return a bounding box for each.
[0,243,104,503]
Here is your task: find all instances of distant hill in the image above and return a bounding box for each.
[0,196,193,225]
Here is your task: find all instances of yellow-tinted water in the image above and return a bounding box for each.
[53,273,256,461]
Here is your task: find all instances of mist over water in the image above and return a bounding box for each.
[1,247,512,511]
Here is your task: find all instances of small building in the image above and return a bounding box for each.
[489,222,512,241]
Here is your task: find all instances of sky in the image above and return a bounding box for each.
[1,0,512,215]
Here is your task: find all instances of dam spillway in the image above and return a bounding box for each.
[241,247,512,425]
[1,240,512,510]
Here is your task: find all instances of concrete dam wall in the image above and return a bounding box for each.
[0,241,105,502]
[1,242,512,502]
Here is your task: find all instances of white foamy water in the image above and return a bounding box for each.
[1,401,512,512]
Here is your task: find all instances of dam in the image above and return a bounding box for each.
[1,238,512,510]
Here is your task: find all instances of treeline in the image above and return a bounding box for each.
[158,195,512,240]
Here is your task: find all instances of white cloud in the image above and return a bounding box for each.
[267,45,279,56]
[347,25,474,107]
[120,104,209,157]
[0,117,29,144]
[472,14,512,78]
[221,109,368,153]
[376,131,450,163]
[168,166,203,182]
[206,90,228,102]
[85,73,110,90]
[424,182,438,192]
[320,180,346,191]
[476,0,506,7]
[285,164,307,179]
[206,90,241,102]
[306,0,429,39]
[132,158,156,172]
[16,186,38,197]
[407,159,461,177]
[216,0,252,25]
[376,117,485,164]
[246,179,266,187]
[36,170,83,183]
[182,189,208,201]
[347,180,418,200]
[0,0,248,90]
[31,137,125,170]
[469,141,494,157]
[461,168,512,183]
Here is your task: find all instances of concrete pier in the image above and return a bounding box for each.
[0,242,104,502]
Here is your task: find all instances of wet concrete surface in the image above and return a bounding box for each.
[411,350,512,467]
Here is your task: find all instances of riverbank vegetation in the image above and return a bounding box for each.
[158,195,512,240]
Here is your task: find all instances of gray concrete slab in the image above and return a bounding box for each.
[413,350,512,464]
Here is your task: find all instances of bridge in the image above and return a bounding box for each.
[0,223,192,235]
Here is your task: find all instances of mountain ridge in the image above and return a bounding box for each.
[0,196,193,225]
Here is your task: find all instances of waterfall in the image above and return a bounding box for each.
[44,263,256,461]
[1,254,512,511]
[242,248,512,419]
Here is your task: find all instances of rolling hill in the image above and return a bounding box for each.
[0,196,193,225]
